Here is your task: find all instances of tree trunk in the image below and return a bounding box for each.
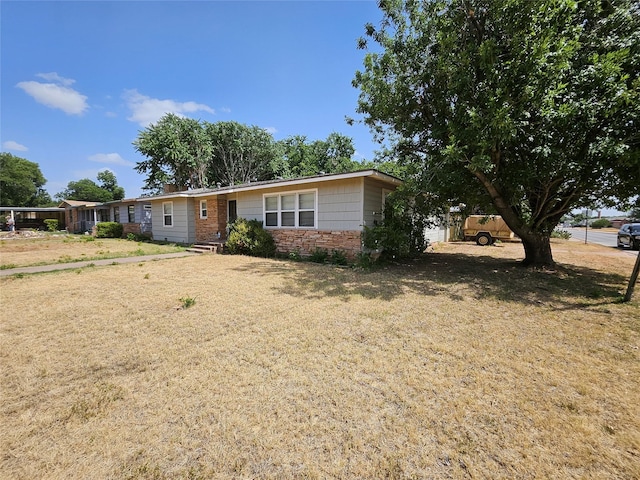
[469,169,557,268]
[520,233,555,268]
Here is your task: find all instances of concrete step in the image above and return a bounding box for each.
[186,244,219,254]
[186,242,225,254]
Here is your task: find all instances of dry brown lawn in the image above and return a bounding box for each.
[1,239,638,479]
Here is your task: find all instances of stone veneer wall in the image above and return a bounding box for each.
[269,229,362,259]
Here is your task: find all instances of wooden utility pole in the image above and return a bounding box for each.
[624,251,640,302]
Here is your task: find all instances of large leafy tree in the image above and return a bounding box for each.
[134,115,279,191]
[133,113,212,192]
[134,115,364,191]
[312,132,359,175]
[0,153,52,206]
[205,121,280,186]
[354,0,640,267]
[275,135,314,178]
[277,133,360,178]
[56,170,125,202]
[97,170,125,201]
[56,179,113,202]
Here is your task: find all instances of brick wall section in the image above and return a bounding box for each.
[270,229,362,259]
[195,197,228,243]
[122,223,142,235]
[216,197,228,238]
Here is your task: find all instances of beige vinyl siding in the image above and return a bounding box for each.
[317,178,363,230]
[235,178,365,231]
[363,178,393,228]
[235,191,263,220]
[151,198,195,244]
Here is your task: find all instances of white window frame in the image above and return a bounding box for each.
[162,201,174,227]
[263,189,317,229]
[200,200,208,219]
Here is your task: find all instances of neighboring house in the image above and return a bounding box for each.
[610,218,633,229]
[106,199,152,236]
[142,170,404,258]
[424,218,450,244]
[0,206,66,230]
[59,199,152,235]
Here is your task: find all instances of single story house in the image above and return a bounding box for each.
[59,198,152,235]
[142,170,405,258]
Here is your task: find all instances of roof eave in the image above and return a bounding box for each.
[139,170,403,201]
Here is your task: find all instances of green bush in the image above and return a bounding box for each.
[362,188,432,260]
[354,252,375,270]
[225,218,276,257]
[551,229,572,239]
[330,249,348,266]
[95,222,124,238]
[44,219,59,232]
[590,218,612,229]
[309,248,329,263]
[288,250,302,261]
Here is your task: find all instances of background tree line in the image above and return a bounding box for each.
[133,113,381,194]
[2,117,388,206]
[1,152,126,206]
[0,152,52,206]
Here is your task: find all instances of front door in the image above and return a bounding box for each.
[228,200,237,224]
[226,200,237,238]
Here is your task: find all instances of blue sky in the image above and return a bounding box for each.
[1,0,383,199]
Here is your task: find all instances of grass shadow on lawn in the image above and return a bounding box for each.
[234,251,629,309]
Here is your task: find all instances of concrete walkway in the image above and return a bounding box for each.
[0,251,196,276]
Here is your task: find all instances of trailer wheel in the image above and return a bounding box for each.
[476,233,493,246]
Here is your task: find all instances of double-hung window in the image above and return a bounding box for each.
[163,202,173,227]
[200,200,208,219]
[128,205,135,223]
[264,190,316,228]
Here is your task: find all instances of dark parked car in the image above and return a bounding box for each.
[617,223,640,250]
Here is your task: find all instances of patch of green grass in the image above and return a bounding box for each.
[179,296,197,309]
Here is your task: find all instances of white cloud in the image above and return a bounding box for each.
[219,107,231,113]
[264,126,278,134]
[123,89,215,127]
[88,153,135,167]
[36,72,75,86]
[17,73,88,115]
[2,140,28,152]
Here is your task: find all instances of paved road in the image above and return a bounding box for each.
[566,227,618,247]
[566,227,639,258]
